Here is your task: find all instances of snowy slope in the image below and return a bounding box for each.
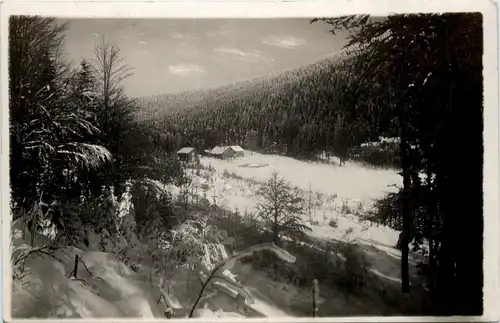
[10,219,290,319]
[10,225,164,319]
[10,151,410,319]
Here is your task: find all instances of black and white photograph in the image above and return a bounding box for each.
[2,1,498,321]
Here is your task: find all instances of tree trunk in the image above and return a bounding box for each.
[312,279,319,317]
[273,210,279,246]
[425,156,437,313]
[72,254,79,278]
[400,130,411,295]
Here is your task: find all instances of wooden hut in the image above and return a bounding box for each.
[177,147,198,163]
[209,146,245,159]
[209,146,232,159]
[228,145,245,158]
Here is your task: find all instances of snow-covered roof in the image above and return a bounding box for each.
[229,145,244,152]
[177,147,195,154]
[210,146,228,155]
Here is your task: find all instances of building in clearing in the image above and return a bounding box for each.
[228,145,245,158]
[209,145,245,159]
[177,147,198,163]
[209,146,231,159]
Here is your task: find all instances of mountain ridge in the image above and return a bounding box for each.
[134,52,346,121]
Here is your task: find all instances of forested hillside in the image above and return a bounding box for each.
[135,54,398,163]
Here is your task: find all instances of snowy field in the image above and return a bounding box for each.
[200,151,401,201]
[197,151,403,249]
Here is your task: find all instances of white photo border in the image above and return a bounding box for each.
[1,0,498,322]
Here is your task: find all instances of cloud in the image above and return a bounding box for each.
[171,32,195,40]
[138,40,148,45]
[168,64,205,76]
[262,35,306,49]
[206,25,232,37]
[213,47,272,63]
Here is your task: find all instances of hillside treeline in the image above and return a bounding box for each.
[136,55,398,163]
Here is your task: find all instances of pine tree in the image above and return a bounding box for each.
[9,17,111,211]
[255,172,311,245]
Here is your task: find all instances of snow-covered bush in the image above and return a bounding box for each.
[10,204,67,283]
[186,242,296,318]
[10,196,99,252]
[350,137,400,169]
[78,186,119,249]
[169,215,226,270]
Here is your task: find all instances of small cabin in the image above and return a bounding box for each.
[228,145,245,158]
[177,147,198,163]
[208,146,244,159]
[209,146,232,159]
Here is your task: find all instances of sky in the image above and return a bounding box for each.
[61,18,349,98]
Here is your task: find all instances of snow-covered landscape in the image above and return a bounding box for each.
[197,152,401,245]
[11,150,428,318]
[7,13,486,321]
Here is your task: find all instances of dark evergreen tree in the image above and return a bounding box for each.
[312,13,483,315]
